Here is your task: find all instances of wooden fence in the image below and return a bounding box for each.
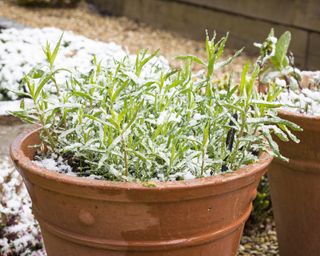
[88,0,320,70]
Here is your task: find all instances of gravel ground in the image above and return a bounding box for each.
[239,219,279,256]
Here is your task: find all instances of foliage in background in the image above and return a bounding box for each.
[252,29,301,218]
[12,33,301,182]
[256,29,320,116]
[255,29,301,91]
[252,175,273,219]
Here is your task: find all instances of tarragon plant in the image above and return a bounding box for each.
[255,29,301,90]
[12,33,301,182]
[255,30,320,115]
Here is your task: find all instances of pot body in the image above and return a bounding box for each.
[269,110,320,256]
[10,129,272,256]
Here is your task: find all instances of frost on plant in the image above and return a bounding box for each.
[12,33,301,182]
[254,29,300,87]
[255,29,320,115]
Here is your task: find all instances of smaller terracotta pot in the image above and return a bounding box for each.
[10,129,272,256]
[269,110,320,256]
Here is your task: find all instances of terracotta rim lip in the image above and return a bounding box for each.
[278,109,320,121]
[10,128,273,191]
[274,158,320,174]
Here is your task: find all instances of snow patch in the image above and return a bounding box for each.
[0,158,43,255]
[0,27,127,100]
[279,71,320,116]
[0,99,33,116]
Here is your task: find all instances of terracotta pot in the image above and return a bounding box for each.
[10,129,272,256]
[269,110,320,256]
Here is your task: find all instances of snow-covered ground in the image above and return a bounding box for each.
[0,99,34,116]
[0,27,169,116]
[0,158,43,255]
[0,27,127,101]
[0,100,22,116]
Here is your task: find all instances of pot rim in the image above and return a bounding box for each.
[278,109,320,132]
[279,109,320,121]
[10,128,273,191]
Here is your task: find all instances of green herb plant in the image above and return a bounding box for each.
[12,33,301,182]
[256,29,320,115]
[254,29,301,91]
[252,29,303,218]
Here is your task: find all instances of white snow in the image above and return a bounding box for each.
[33,154,105,180]
[156,111,182,125]
[32,153,203,182]
[0,99,33,116]
[0,27,169,103]
[0,27,127,100]
[33,153,74,175]
[279,71,320,116]
[0,158,43,255]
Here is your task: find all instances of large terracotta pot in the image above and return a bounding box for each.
[10,129,272,256]
[269,110,320,256]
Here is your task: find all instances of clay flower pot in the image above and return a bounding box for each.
[11,129,272,256]
[269,110,320,256]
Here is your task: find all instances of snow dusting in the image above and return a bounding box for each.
[0,158,43,255]
[0,27,127,101]
[33,153,108,180]
[0,99,33,116]
[279,71,320,116]
[32,153,217,182]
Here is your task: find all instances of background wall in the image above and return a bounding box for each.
[88,0,320,70]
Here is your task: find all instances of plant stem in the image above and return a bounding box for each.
[121,133,129,177]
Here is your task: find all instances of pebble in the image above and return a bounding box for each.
[238,218,279,256]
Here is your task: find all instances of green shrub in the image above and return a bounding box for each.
[252,175,272,219]
[12,33,301,182]
[252,30,298,219]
